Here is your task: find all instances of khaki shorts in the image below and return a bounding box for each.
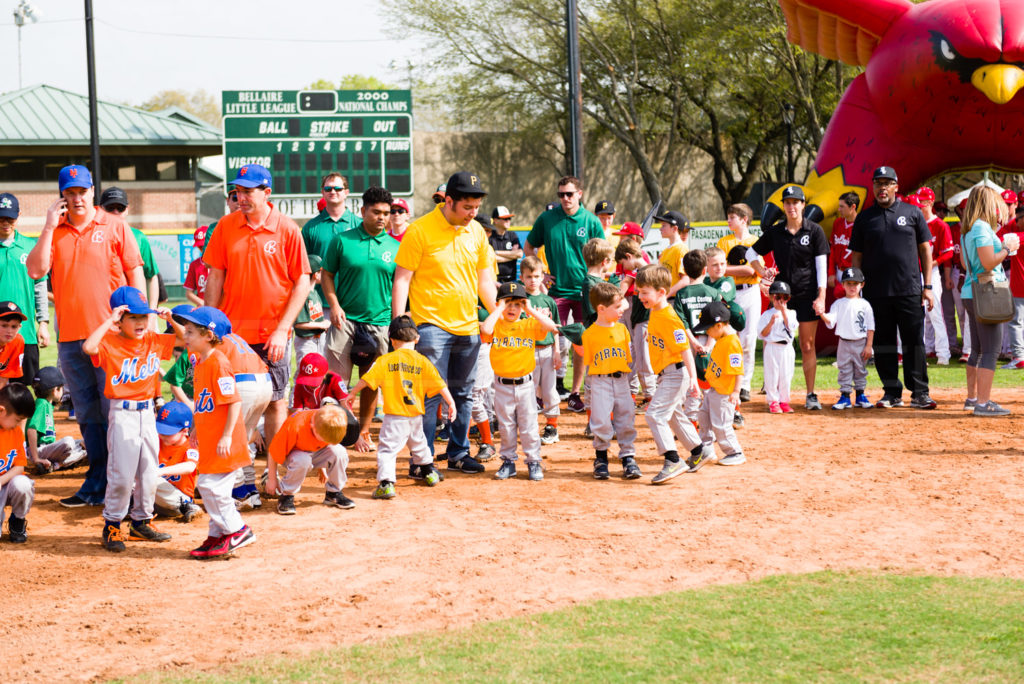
[325,318,389,381]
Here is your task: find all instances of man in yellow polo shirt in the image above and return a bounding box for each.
[392,171,497,474]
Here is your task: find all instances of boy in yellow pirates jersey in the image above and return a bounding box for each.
[580,282,640,480]
[480,282,559,481]
[634,265,715,485]
[689,301,745,469]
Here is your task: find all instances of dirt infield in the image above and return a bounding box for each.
[5,388,1024,682]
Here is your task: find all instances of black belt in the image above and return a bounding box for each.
[772,340,790,345]
[592,371,624,378]
[658,361,683,376]
[497,375,532,385]
[737,283,756,290]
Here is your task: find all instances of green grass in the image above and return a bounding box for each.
[133,572,1024,683]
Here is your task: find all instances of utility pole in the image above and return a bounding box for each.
[85,0,102,193]
[565,0,584,181]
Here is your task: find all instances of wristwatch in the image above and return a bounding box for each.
[922,284,933,290]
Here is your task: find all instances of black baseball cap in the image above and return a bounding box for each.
[476,214,494,231]
[445,171,487,197]
[726,244,749,266]
[388,315,418,340]
[840,267,865,283]
[768,280,792,296]
[0,193,19,219]
[594,200,615,215]
[781,185,806,202]
[33,366,65,394]
[99,187,129,209]
[654,210,690,231]
[873,166,898,182]
[0,301,26,321]
[692,301,731,333]
[496,281,528,301]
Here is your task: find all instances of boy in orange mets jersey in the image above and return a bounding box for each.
[0,302,27,389]
[153,401,203,522]
[580,281,640,480]
[0,383,36,543]
[174,307,254,560]
[83,286,180,552]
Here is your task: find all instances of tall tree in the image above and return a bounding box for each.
[139,89,221,127]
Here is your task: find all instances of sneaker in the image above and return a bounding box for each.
[234,489,262,510]
[909,393,938,410]
[718,452,747,466]
[60,495,90,508]
[593,458,610,480]
[408,464,444,482]
[832,394,852,410]
[805,393,822,410]
[780,402,794,414]
[566,392,585,413]
[652,458,688,484]
[204,525,255,558]
[372,481,397,499]
[621,457,642,479]
[190,535,219,560]
[959,353,970,363]
[583,422,593,438]
[63,447,88,469]
[974,401,1011,417]
[854,393,872,409]
[435,421,451,442]
[423,466,441,487]
[128,519,172,542]
[963,398,978,412]
[557,382,571,400]
[7,516,27,543]
[739,388,751,403]
[178,501,203,523]
[685,446,717,473]
[936,358,950,366]
[495,460,517,480]
[324,491,356,509]
[769,401,782,414]
[527,461,544,481]
[277,494,296,515]
[448,456,486,474]
[102,522,126,553]
[476,443,497,462]
[540,424,559,445]
[732,412,744,428]
[1001,358,1024,370]
[875,395,904,409]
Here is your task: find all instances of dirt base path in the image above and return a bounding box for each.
[5,388,1023,682]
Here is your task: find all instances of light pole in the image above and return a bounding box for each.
[13,1,40,89]
[565,0,584,181]
[782,103,795,182]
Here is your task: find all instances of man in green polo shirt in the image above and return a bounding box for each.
[303,171,361,260]
[321,186,400,450]
[99,187,160,307]
[0,192,50,384]
[524,175,605,412]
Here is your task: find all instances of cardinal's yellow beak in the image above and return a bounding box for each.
[972,64,1024,104]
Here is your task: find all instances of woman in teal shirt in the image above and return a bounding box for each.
[960,186,1018,416]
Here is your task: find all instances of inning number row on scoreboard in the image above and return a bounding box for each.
[222,90,413,195]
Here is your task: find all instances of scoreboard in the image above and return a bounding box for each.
[222,89,413,218]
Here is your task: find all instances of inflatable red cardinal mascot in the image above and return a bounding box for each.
[765,0,1024,225]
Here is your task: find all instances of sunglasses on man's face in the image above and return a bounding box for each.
[557,191,577,199]
[392,208,407,215]
[323,186,346,193]
[104,205,126,213]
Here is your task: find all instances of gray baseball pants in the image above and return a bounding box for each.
[235,374,273,489]
[376,414,433,482]
[645,364,702,455]
[534,345,560,418]
[154,479,193,518]
[589,374,636,458]
[471,343,495,424]
[631,322,657,398]
[102,403,159,523]
[0,475,34,526]
[38,436,85,468]
[837,338,869,394]
[197,471,245,537]
[276,444,348,494]
[494,376,541,463]
[698,388,743,457]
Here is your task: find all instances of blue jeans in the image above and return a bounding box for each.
[416,324,479,462]
[59,340,110,504]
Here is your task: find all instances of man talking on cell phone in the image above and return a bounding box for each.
[26,164,146,508]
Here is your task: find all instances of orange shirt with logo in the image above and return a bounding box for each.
[192,349,249,474]
[159,440,199,497]
[202,206,311,345]
[0,334,25,379]
[92,331,175,400]
[267,410,327,465]
[49,209,143,342]
[0,426,26,476]
[220,332,269,375]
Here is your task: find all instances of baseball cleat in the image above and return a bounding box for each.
[651,458,688,484]
[324,491,356,508]
[128,519,171,542]
[495,460,517,480]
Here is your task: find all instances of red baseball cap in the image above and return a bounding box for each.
[904,194,923,208]
[614,222,644,237]
[915,187,935,202]
[193,226,208,248]
[1002,189,1018,204]
[296,353,328,386]
[392,198,410,213]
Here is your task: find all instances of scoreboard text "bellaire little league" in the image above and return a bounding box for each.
[222,89,413,219]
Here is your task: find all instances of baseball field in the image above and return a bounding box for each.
[5,359,1024,682]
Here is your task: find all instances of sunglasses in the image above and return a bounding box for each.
[323,186,347,193]
[557,191,577,199]
[104,205,126,213]
[392,208,407,215]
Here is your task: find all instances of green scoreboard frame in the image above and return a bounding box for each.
[222,90,413,211]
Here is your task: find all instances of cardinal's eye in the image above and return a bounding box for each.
[930,31,976,81]
[940,39,956,62]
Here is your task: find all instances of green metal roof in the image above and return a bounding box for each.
[0,84,221,147]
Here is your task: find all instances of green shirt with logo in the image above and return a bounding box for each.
[673,282,722,330]
[321,223,399,326]
[526,207,605,300]
[26,397,56,445]
[704,275,736,303]
[302,208,361,260]
[0,232,44,344]
[527,293,561,346]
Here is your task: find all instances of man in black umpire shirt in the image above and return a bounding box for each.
[850,166,938,409]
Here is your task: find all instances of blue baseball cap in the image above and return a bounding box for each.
[231,163,272,189]
[166,304,194,333]
[173,305,232,338]
[58,164,94,192]
[109,286,157,315]
[0,193,19,219]
[156,401,193,435]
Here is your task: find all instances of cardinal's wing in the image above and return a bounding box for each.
[779,0,912,66]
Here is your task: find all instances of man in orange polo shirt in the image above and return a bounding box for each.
[26,164,145,508]
[203,164,311,445]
